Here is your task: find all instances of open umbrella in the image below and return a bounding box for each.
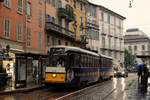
[136,64,144,71]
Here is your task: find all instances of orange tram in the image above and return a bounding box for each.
[45,46,113,87]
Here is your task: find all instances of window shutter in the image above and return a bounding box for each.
[25,1,27,15]
[31,4,33,16]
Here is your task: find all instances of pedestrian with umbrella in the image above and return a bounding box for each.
[141,64,149,90]
[136,63,144,86]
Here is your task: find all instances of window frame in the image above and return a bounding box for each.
[27,27,31,47]
[17,0,23,14]
[3,17,11,38]
[4,0,11,8]
[17,23,22,41]
[39,8,42,28]
[38,32,42,49]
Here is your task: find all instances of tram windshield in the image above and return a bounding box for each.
[48,55,67,67]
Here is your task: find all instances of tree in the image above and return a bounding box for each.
[124,49,136,71]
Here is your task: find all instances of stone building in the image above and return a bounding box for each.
[124,28,150,67]
[98,5,126,65]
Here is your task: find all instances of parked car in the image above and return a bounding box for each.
[114,68,128,77]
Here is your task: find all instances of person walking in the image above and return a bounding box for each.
[141,64,149,89]
[138,65,142,87]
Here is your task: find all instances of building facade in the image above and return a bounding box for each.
[25,0,45,54]
[124,28,150,66]
[45,0,87,50]
[98,5,126,65]
[86,2,100,53]
[0,0,25,52]
[0,0,46,88]
[0,0,46,54]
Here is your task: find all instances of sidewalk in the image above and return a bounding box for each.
[0,84,45,95]
[125,77,150,100]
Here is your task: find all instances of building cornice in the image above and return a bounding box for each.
[87,1,126,20]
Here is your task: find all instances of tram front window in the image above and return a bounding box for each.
[49,55,66,67]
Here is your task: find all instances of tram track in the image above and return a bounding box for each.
[55,80,113,100]
[0,79,113,100]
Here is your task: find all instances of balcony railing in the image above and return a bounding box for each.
[80,35,88,44]
[57,8,68,18]
[45,21,74,39]
[101,31,106,35]
[57,5,74,22]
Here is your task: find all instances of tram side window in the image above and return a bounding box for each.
[81,55,84,67]
[70,54,75,67]
[84,55,86,67]
[82,55,85,67]
[101,57,104,67]
[90,57,92,67]
[102,57,105,67]
[105,58,107,67]
[81,54,85,67]
[90,56,92,67]
[80,55,83,67]
[89,56,91,67]
[92,57,94,67]
[74,54,80,67]
[87,55,89,67]
[93,57,96,67]
[108,59,110,67]
[93,57,95,67]
[0,59,4,73]
[107,59,109,67]
[96,58,98,67]
[92,56,94,67]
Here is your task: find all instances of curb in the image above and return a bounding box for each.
[0,85,45,95]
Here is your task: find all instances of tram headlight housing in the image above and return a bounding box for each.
[52,74,56,78]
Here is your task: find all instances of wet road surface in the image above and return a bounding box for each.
[0,74,148,100]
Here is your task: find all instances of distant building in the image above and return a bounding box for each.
[124,28,150,66]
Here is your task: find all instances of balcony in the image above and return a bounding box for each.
[119,34,124,40]
[101,31,106,36]
[80,35,88,44]
[57,5,74,22]
[108,33,113,37]
[57,8,68,18]
[45,21,74,41]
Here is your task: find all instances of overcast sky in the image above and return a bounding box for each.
[90,0,150,36]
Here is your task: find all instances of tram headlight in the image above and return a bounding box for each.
[114,71,117,74]
[52,74,56,78]
[121,72,125,74]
